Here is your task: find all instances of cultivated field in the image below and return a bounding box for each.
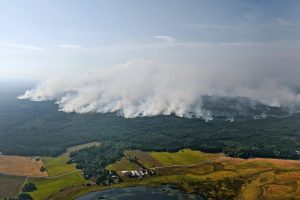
[0,142,99,200]
[106,149,300,200]
[0,174,25,200]
[25,142,99,199]
[43,141,100,176]
[150,149,223,166]
[7,147,299,200]
[27,171,89,200]
[0,155,47,177]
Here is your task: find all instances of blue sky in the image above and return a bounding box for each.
[0,0,299,81]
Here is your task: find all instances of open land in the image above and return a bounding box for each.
[51,149,300,200]
[0,142,99,200]
[26,142,100,199]
[0,142,299,200]
[0,174,25,200]
[26,171,89,200]
[0,155,47,177]
[42,142,100,176]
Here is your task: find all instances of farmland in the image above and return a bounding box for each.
[25,142,99,199]
[26,171,89,200]
[0,174,25,200]
[42,142,100,176]
[0,145,298,200]
[150,149,223,166]
[0,142,99,200]
[43,148,300,200]
[0,155,47,177]
[104,149,300,200]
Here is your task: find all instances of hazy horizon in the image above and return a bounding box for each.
[1,0,300,119]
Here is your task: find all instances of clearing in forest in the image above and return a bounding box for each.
[0,155,47,177]
[43,141,101,176]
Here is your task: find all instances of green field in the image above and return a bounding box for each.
[105,149,300,200]
[0,174,25,200]
[150,149,223,166]
[4,148,299,200]
[27,171,89,200]
[42,156,77,177]
[124,150,164,168]
[106,157,140,171]
[43,141,101,176]
[25,142,98,199]
[107,149,223,170]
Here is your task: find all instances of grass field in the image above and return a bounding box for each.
[6,147,299,200]
[43,141,101,176]
[125,150,164,168]
[0,155,47,177]
[106,149,300,200]
[16,142,99,199]
[106,157,140,171]
[0,174,25,200]
[0,142,100,200]
[27,171,89,200]
[150,149,223,166]
[42,156,77,177]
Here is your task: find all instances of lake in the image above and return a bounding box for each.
[76,185,204,200]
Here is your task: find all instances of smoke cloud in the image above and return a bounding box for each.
[19,42,300,120]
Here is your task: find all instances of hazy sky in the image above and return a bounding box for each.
[1,0,299,81]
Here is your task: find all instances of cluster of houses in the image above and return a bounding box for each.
[121,168,156,178]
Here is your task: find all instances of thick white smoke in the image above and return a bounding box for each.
[19,58,300,119]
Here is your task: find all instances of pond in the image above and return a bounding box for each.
[76,185,204,200]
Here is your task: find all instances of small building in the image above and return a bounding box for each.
[139,171,145,176]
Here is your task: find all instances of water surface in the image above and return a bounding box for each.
[77,185,204,200]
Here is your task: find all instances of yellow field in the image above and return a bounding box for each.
[3,147,298,200]
[106,157,140,171]
[0,155,47,177]
[150,149,223,166]
[106,149,300,200]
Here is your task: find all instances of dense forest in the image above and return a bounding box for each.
[0,85,299,160]
[1,84,300,184]
[68,115,300,182]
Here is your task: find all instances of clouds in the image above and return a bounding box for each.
[154,35,176,43]
[0,1,298,119]
[2,42,43,51]
[0,0,299,82]
[1,43,82,51]
[58,44,81,49]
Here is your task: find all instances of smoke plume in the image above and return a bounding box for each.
[19,43,300,120]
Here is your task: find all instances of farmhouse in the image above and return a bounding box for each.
[121,169,153,178]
